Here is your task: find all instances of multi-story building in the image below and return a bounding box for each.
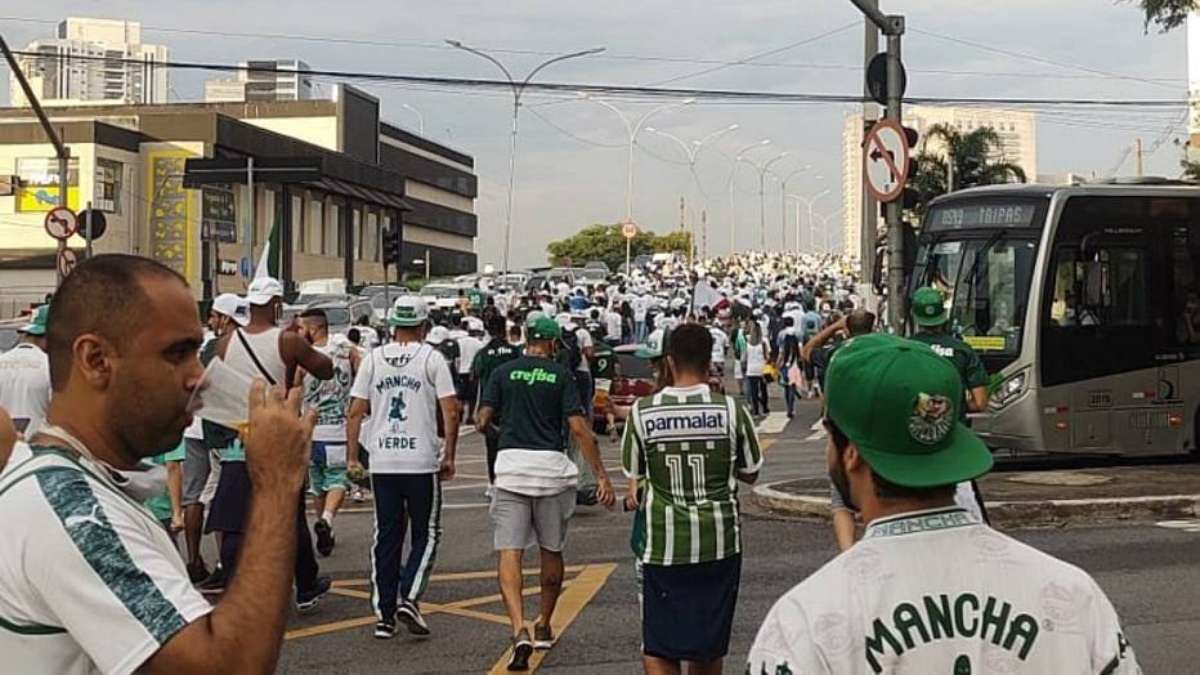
[204,59,315,103]
[9,17,169,107]
[841,105,1037,259]
[0,85,477,315]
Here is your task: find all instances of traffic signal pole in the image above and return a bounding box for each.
[848,0,906,328]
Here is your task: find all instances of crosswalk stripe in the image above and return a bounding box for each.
[1156,519,1200,533]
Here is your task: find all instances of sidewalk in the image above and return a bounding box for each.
[753,464,1200,527]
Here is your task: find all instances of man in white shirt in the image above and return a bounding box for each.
[0,254,317,675]
[747,333,1140,674]
[604,306,624,346]
[0,304,51,437]
[347,296,459,640]
[633,294,650,343]
[454,317,486,422]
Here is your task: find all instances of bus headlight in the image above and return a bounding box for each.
[990,370,1028,411]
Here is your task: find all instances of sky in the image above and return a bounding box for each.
[0,1,1190,268]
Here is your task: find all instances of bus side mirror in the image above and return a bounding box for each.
[1083,261,1104,307]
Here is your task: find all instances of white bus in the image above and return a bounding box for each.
[910,181,1200,457]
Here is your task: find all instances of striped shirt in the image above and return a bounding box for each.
[621,384,763,566]
[0,443,212,675]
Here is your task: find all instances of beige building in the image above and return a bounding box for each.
[0,85,478,316]
[841,106,1037,259]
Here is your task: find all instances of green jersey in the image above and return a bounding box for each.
[621,384,763,566]
[143,442,186,522]
[911,332,988,415]
[471,338,521,393]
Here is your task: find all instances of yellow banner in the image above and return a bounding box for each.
[16,186,80,212]
[145,149,196,282]
[964,335,1007,351]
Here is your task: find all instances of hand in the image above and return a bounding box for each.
[243,380,315,493]
[439,457,456,481]
[623,492,639,512]
[595,475,616,508]
[170,510,185,533]
[346,460,367,484]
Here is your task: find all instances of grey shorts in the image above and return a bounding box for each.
[181,437,210,507]
[489,488,576,552]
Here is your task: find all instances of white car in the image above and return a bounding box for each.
[420,283,463,309]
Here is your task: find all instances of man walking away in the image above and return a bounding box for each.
[623,324,763,675]
[347,296,459,639]
[300,308,360,557]
[476,316,615,671]
[471,314,522,491]
[747,333,1140,673]
[0,304,51,438]
[456,317,485,422]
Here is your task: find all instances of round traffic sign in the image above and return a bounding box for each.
[57,248,79,277]
[44,206,78,240]
[77,209,108,240]
[863,119,911,203]
[621,221,638,240]
[866,53,907,107]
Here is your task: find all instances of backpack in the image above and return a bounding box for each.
[557,329,582,371]
[435,339,460,371]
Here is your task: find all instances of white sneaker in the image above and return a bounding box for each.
[810,419,823,432]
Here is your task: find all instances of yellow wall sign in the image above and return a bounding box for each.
[17,186,80,212]
[145,150,196,282]
[963,335,1007,351]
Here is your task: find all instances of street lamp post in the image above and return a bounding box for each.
[775,166,809,250]
[740,152,788,251]
[644,124,738,263]
[792,189,831,252]
[726,140,771,255]
[446,40,605,277]
[399,103,425,135]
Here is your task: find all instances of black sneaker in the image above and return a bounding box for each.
[397,599,430,636]
[508,629,534,671]
[296,575,332,614]
[373,617,398,640]
[533,623,555,650]
[313,518,335,557]
[187,560,210,584]
[197,566,227,595]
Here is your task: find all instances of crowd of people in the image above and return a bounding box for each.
[0,250,1141,674]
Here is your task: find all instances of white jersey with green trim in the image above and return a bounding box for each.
[304,339,355,443]
[0,443,212,675]
[747,506,1140,675]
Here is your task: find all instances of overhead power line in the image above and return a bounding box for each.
[7,50,1190,109]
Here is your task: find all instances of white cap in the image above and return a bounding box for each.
[426,325,450,344]
[212,293,250,327]
[246,277,283,306]
[389,296,429,327]
[555,312,575,328]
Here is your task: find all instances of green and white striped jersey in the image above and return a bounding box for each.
[621,383,763,566]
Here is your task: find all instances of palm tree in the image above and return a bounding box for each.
[909,124,1027,214]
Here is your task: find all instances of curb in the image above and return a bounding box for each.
[751,481,1200,528]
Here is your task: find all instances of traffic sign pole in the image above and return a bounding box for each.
[885,19,906,330]
[84,201,93,260]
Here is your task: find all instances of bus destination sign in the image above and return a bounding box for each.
[927,203,1040,231]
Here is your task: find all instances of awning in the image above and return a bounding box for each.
[304,177,412,212]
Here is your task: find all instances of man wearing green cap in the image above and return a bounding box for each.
[747,333,1139,674]
[0,304,51,437]
[476,314,615,671]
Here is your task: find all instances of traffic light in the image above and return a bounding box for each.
[382,225,401,267]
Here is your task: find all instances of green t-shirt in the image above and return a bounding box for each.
[591,341,616,380]
[471,338,521,393]
[910,331,989,416]
[480,355,584,451]
[143,442,186,522]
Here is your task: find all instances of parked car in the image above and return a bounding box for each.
[306,298,374,335]
[596,345,657,430]
[420,283,463,309]
[359,285,410,322]
[573,266,609,288]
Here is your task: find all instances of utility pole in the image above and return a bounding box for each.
[1135,138,1144,178]
[860,1,880,299]
[245,156,255,272]
[849,0,906,328]
[2,35,71,286]
[701,210,708,259]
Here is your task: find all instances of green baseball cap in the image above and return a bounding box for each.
[389,296,428,327]
[825,333,993,488]
[526,315,561,341]
[635,327,670,360]
[911,286,949,327]
[21,305,49,336]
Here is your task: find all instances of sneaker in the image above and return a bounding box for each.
[187,560,209,584]
[533,623,556,650]
[351,487,365,503]
[373,617,398,640]
[397,599,430,636]
[313,518,335,557]
[196,566,227,595]
[508,629,534,671]
[296,575,332,614]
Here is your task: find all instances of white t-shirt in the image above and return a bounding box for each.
[605,310,623,341]
[747,507,1140,675]
[351,341,456,475]
[0,343,51,437]
[456,335,485,376]
[744,342,768,377]
[633,296,650,321]
[304,340,355,443]
[0,443,213,675]
[709,326,729,365]
[574,327,593,373]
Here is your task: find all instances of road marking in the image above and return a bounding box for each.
[1157,519,1200,533]
[487,563,618,674]
[804,430,827,442]
[759,438,777,455]
[755,412,790,435]
[331,565,588,586]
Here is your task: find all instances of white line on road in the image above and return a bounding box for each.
[1157,519,1200,533]
[756,412,791,435]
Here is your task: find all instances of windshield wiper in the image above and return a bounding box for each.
[959,230,1007,333]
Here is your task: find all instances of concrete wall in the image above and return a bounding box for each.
[241,116,339,153]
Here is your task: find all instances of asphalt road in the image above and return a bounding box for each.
[275,395,1200,674]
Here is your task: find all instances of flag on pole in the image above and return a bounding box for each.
[253,219,281,280]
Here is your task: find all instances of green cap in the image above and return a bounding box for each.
[526,315,561,341]
[21,305,49,336]
[911,286,949,327]
[635,327,670,360]
[388,296,428,327]
[825,333,993,488]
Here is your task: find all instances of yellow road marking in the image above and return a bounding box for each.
[761,438,777,455]
[329,587,371,600]
[286,616,376,640]
[331,565,587,586]
[487,563,618,674]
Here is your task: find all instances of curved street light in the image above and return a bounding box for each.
[773,165,810,250]
[644,124,738,258]
[446,39,605,276]
[791,188,831,253]
[399,103,425,135]
[725,139,771,254]
[739,152,789,250]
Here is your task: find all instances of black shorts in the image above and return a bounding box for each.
[205,461,251,534]
[642,555,741,662]
[456,376,475,402]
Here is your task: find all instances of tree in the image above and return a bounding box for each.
[1138,0,1196,32]
[546,223,692,272]
[909,124,1027,214]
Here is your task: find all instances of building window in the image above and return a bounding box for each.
[326,203,341,257]
[309,199,324,255]
[292,194,305,252]
[353,208,363,260]
[259,189,275,247]
[365,211,379,262]
[95,159,122,214]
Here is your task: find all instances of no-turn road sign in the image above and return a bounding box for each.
[621,221,638,240]
[863,119,910,203]
[45,206,78,240]
[57,248,79,278]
